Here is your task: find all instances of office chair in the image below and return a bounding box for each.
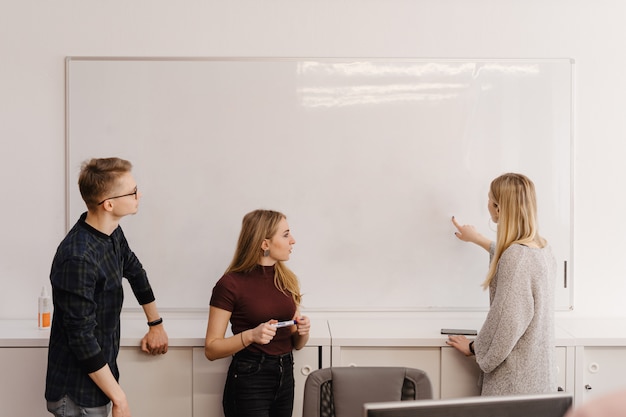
[302,366,433,417]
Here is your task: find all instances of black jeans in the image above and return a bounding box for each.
[223,350,295,417]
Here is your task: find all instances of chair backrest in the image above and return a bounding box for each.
[302,366,433,417]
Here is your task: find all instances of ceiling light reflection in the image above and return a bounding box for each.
[298,83,468,108]
[298,61,541,78]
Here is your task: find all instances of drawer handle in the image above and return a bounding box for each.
[585,384,592,391]
[301,365,313,376]
[588,363,600,373]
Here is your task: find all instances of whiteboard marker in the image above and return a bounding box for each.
[272,320,297,328]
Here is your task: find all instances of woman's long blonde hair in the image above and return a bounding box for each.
[226,209,302,306]
[483,173,546,289]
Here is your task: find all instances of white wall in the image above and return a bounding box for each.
[1,0,625,319]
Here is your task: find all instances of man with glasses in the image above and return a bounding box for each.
[45,157,169,417]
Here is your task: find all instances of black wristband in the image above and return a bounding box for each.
[147,317,163,327]
[469,340,475,355]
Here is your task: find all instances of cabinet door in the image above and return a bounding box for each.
[555,346,570,393]
[333,347,441,399]
[118,347,193,417]
[293,346,322,417]
[579,347,626,402]
[440,346,481,398]
[192,348,229,417]
[441,346,570,398]
[192,346,321,417]
[0,347,48,417]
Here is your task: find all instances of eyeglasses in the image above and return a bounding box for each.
[97,186,138,206]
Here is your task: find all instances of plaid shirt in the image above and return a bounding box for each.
[45,212,155,407]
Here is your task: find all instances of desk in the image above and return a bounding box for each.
[2,314,625,415]
[0,316,330,417]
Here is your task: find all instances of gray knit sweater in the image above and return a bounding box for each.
[474,243,557,396]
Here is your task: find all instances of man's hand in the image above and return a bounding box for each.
[141,325,168,355]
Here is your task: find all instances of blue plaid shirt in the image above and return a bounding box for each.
[45,212,155,407]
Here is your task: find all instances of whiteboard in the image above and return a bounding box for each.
[66,58,573,312]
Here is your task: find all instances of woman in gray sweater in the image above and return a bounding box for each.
[447,173,557,396]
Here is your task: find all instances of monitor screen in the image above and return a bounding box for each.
[364,393,573,417]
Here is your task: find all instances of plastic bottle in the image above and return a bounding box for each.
[38,286,51,329]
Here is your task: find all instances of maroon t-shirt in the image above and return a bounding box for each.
[210,264,297,355]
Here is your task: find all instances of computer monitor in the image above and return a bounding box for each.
[364,393,573,417]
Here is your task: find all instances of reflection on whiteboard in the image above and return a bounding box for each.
[66,58,573,311]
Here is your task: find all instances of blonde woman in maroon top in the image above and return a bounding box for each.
[204,209,310,417]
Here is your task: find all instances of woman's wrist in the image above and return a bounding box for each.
[469,340,475,356]
[240,330,248,348]
[147,317,163,327]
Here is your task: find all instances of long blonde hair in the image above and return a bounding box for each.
[227,209,302,306]
[483,173,546,289]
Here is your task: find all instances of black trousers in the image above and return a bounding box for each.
[223,350,295,417]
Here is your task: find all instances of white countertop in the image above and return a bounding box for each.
[328,317,485,347]
[0,319,52,347]
[2,314,625,348]
[552,317,626,346]
[328,317,576,347]
[0,316,331,348]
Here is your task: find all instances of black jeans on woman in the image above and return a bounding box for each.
[223,349,295,417]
